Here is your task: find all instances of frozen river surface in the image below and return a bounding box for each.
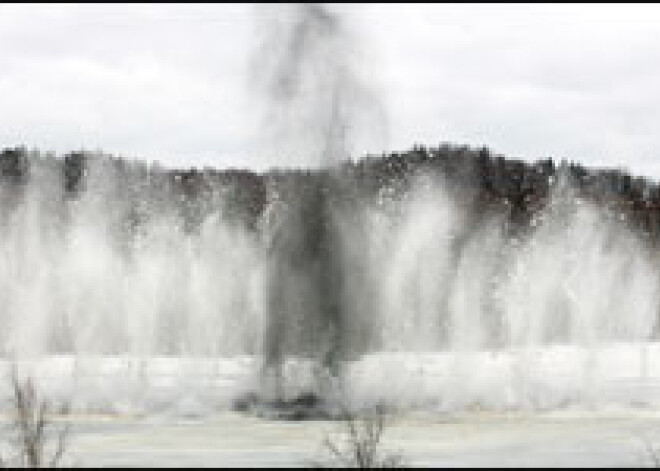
[66,411,660,467]
[3,345,660,467]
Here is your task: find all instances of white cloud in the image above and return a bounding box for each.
[1,4,660,176]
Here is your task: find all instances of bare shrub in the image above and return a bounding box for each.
[313,404,406,468]
[0,366,72,468]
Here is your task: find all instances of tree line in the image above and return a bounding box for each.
[0,143,659,241]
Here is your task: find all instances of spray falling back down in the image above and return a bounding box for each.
[0,151,656,413]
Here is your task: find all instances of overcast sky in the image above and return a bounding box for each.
[2,4,660,177]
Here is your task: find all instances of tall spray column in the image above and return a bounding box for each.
[317,172,345,379]
[316,75,349,379]
[251,3,387,405]
[259,184,289,403]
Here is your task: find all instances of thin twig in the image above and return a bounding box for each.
[1,364,72,468]
[314,403,405,468]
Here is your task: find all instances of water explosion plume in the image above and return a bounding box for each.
[250,3,388,409]
[0,145,655,416]
[0,5,657,418]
